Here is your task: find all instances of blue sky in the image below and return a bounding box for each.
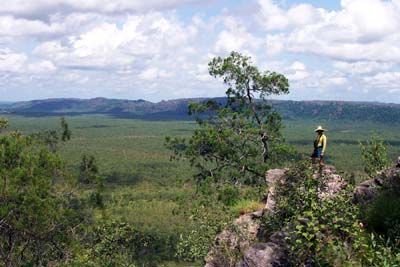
[0,0,399,103]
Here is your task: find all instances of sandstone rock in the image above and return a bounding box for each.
[205,214,260,267]
[310,165,347,199]
[264,186,277,214]
[354,166,400,203]
[264,169,287,213]
[354,179,381,203]
[266,169,286,184]
[236,242,289,267]
[251,210,264,219]
[319,173,347,199]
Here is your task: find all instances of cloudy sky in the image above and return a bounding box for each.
[0,0,399,103]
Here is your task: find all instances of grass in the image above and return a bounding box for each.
[230,199,264,216]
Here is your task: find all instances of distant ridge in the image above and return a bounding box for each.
[1,97,400,123]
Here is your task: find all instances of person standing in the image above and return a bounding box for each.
[311,126,327,165]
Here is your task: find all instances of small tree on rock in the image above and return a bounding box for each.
[166,51,290,186]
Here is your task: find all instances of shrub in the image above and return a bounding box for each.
[218,184,240,206]
[361,192,400,241]
[360,134,389,178]
[175,194,231,261]
[73,220,160,267]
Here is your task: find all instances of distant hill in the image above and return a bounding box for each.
[2,97,400,123]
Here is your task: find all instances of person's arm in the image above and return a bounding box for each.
[321,135,327,156]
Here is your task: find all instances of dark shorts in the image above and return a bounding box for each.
[311,147,323,158]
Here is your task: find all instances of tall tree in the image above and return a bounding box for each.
[166,51,290,186]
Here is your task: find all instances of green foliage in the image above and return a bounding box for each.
[79,154,101,184]
[261,161,400,266]
[361,192,400,241]
[61,116,71,142]
[31,117,72,152]
[0,117,9,132]
[79,154,106,207]
[166,51,290,186]
[355,232,400,266]
[0,132,81,266]
[360,134,389,177]
[230,199,264,216]
[97,183,193,262]
[2,114,400,264]
[218,184,240,206]
[175,195,231,262]
[73,220,160,267]
[208,51,289,100]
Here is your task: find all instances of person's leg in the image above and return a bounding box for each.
[317,147,324,166]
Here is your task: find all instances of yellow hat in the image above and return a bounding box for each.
[314,125,326,132]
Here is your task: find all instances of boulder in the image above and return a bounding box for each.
[264,169,287,214]
[354,179,381,203]
[204,214,260,267]
[236,242,289,267]
[266,169,286,184]
[354,165,400,204]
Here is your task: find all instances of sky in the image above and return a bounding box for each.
[0,0,399,103]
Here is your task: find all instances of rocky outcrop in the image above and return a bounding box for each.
[314,165,347,199]
[236,238,289,267]
[354,163,400,204]
[354,178,382,203]
[264,168,286,214]
[204,213,260,267]
[205,165,346,267]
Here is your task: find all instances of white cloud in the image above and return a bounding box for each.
[214,16,261,53]
[0,0,399,102]
[341,0,399,40]
[286,61,309,81]
[363,72,400,89]
[34,12,197,70]
[0,0,204,18]
[138,67,172,80]
[325,76,348,86]
[265,34,285,55]
[257,0,400,63]
[0,48,56,74]
[0,16,63,37]
[333,61,393,74]
[257,0,323,31]
[0,49,27,72]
